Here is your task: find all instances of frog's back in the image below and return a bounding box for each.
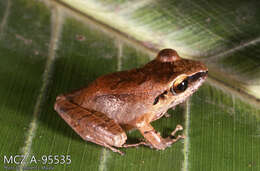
[83,61,176,96]
[82,58,204,96]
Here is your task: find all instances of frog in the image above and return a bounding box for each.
[54,48,208,155]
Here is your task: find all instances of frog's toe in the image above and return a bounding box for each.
[170,124,183,136]
[165,135,185,147]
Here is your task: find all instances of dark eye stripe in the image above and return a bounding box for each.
[153,90,168,105]
[189,71,208,82]
[153,96,159,105]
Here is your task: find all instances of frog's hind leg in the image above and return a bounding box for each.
[92,139,125,155]
[123,141,152,148]
[54,95,127,155]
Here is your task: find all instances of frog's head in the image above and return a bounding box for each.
[150,49,208,108]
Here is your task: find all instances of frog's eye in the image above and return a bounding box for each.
[170,78,188,94]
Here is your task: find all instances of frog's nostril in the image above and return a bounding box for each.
[156,49,180,62]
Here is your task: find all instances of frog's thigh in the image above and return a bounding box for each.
[54,96,127,148]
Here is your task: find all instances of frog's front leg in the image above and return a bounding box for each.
[54,95,127,155]
[136,121,185,150]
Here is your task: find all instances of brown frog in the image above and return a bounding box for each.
[54,49,208,155]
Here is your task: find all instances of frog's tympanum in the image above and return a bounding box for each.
[54,49,208,155]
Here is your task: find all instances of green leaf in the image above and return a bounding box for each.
[60,0,260,100]
[0,0,51,168]
[0,0,259,171]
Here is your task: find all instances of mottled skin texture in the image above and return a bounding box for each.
[54,49,208,155]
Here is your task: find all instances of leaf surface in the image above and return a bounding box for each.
[0,0,259,171]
